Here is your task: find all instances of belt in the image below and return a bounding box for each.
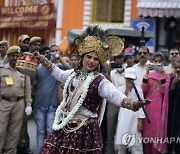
[68,118,96,125]
[1,96,24,102]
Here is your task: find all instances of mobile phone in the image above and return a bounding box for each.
[148,63,162,70]
[153,64,163,71]
[45,54,51,60]
[110,63,123,68]
[148,63,154,70]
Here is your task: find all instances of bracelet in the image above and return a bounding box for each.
[133,102,139,111]
[161,78,166,84]
[122,98,137,112]
[39,56,53,69]
[143,78,148,84]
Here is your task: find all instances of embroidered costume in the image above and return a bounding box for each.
[37,26,147,154]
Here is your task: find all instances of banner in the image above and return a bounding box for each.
[0,3,55,29]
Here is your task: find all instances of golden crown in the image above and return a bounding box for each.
[16,52,38,76]
[75,26,124,65]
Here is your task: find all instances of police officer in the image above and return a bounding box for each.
[0,46,32,154]
[29,36,41,53]
[16,35,33,154]
[18,34,30,53]
[0,40,8,65]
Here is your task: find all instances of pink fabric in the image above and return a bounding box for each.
[144,143,161,154]
[142,71,170,153]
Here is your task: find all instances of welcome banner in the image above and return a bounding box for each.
[0,3,55,29]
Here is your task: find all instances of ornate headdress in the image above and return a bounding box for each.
[16,52,37,76]
[75,26,124,65]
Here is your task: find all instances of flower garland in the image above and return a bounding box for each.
[52,72,95,131]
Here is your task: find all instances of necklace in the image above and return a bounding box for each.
[52,71,95,131]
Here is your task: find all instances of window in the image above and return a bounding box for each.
[92,0,125,23]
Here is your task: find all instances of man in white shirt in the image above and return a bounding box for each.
[115,67,145,154]
[133,46,150,87]
[107,53,126,154]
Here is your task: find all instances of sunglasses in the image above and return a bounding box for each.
[138,52,147,55]
[170,52,179,56]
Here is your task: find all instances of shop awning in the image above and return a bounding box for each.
[68,29,83,45]
[68,28,154,47]
[137,0,180,18]
[105,28,154,46]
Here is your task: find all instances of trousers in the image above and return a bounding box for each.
[0,99,24,154]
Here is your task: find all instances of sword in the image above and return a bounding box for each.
[131,81,151,123]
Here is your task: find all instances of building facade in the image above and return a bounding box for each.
[137,0,180,52]
[1,0,178,53]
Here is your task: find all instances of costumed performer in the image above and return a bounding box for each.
[34,26,150,154]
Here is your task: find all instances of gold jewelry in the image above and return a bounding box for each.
[75,26,125,66]
[39,55,53,69]
[16,52,37,75]
[106,36,124,57]
[122,98,137,112]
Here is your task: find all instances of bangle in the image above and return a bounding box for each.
[161,78,166,84]
[133,102,139,111]
[143,78,148,84]
[122,98,137,112]
[39,55,53,69]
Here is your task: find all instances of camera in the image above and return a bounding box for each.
[110,62,123,68]
[148,63,163,71]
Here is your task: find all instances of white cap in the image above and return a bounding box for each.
[124,67,136,80]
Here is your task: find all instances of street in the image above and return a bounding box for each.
[28,118,37,154]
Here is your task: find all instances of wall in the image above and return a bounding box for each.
[62,0,84,38]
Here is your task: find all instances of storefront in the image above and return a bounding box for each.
[0,0,84,51]
[0,1,56,46]
[137,0,180,52]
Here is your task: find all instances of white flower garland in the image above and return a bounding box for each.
[52,72,95,131]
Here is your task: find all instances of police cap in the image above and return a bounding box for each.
[30,37,41,44]
[7,46,21,55]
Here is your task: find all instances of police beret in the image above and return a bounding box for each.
[18,34,30,42]
[7,46,21,55]
[30,36,41,44]
[0,40,8,46]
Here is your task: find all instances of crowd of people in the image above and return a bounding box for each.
[0,25,179,154]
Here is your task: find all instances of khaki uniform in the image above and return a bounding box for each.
[0,63,32,154]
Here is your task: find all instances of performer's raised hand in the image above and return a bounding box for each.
[32,51,41,61]
[134,99,151,111]
[122,98,151,111]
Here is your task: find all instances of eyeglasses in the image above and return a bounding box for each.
[138,52,147,55]
[170,52,179,56]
